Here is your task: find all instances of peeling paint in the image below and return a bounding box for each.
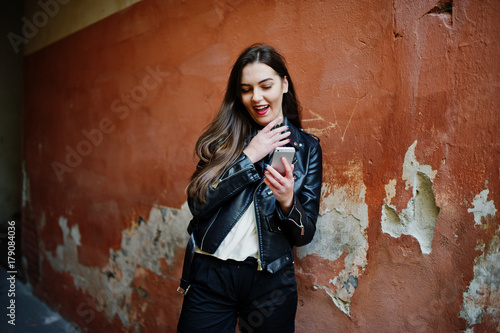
[44,203,191,327]
[316,284,351,316]
[460,225,500,331]
[402,141,437,189]
[468,189,498,226]
[460,190,499,331]
[382,141,440,254]
[384,178,397,205]
[297,162,368,317]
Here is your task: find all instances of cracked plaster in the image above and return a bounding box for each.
[382,141,440,254]
[460,189,499,331]
[44,203,191,327]
[297,161,368,317]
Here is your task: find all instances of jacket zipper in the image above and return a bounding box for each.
[287,208,305,235]
[253,179,265,271]
[212,157,252,189]
[200,207,221,250]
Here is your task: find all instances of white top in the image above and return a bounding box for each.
[195,201,259,261]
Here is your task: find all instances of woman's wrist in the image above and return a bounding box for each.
[279,196,294,216]
[243,147,257,163]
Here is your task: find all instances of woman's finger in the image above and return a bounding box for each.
[265,163,283,179]
[281,157,294,177]
[270,124,289,136]
[265,163,293,188]
[263,116,283,133]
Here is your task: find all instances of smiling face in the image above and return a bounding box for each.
[240,62,289,127]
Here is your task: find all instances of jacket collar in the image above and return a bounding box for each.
[283,117,302,151]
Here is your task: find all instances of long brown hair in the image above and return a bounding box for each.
[187,44,302,203]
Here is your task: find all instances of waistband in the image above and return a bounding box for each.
[194,252,258,268]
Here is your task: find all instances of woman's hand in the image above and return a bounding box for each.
[243,117,290,163]
[264,156,295,215]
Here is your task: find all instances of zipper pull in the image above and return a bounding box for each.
[212,179,221,189]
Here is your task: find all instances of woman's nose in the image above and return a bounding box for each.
[252,89,262,102]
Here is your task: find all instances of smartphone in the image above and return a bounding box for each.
[270,147,295,175]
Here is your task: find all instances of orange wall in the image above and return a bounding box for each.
[22,0,499,332]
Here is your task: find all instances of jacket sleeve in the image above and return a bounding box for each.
[276,142,322,246]
[188,153,261,220]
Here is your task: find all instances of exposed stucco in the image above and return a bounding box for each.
[297,161,368,316]
[460,190,499,330]
[382,141,440,254]
[468,189,498,226]
[44,204,191,327]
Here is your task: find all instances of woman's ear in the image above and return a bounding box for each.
[283,76,289,94]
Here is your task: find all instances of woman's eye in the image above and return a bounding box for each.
[241,88,251,93]
[263,86,272,90]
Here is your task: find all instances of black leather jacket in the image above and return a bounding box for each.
[187,118,322,274]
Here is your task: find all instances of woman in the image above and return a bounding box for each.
[177,44,322,333]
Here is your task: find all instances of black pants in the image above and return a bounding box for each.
[177,253,298,333]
